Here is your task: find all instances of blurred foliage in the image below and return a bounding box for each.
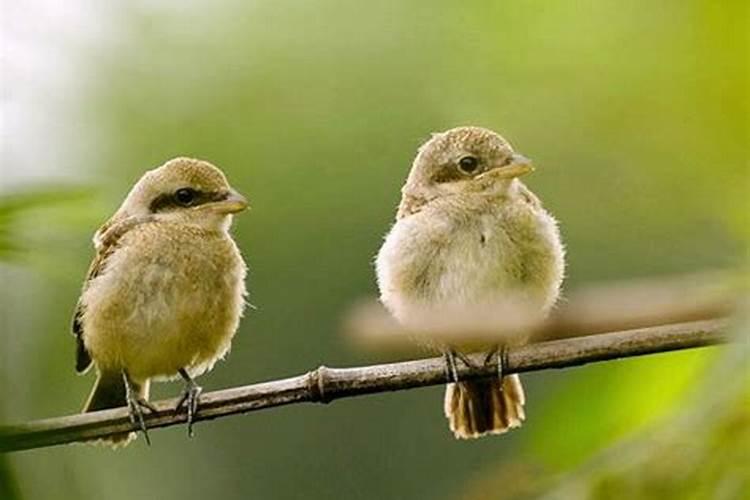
[0,457,21,500]
[0,188,94,260]
[528,347,714,469]
[1,1,747,499]
[463,326,749,500]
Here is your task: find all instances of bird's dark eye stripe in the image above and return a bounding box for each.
[149,189,228,213]
[213,191,230,202]
[432,156,483,184]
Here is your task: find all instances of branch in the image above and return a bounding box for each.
[0,319,729,453]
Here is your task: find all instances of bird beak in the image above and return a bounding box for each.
[208,189,249,214]
[481,153,535,180]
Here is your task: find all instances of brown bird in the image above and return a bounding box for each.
[73,157,248,445]
[376,126,565,438]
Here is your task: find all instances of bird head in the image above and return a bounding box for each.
[403,126,534,199]
[117,157,248,230]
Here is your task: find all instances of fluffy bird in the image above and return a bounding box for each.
[73,157,248,445]
[376,126,565,439]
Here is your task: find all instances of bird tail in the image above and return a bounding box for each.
[444,374,525,439]
[83,371,149,447]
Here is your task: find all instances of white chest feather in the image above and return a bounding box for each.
[376,193,564,326]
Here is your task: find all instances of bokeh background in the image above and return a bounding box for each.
[1,1,747,499]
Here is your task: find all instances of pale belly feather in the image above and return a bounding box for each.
[377,193,564,346]
[81,226,246,381]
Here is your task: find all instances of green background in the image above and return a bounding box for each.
[1,1,747,499]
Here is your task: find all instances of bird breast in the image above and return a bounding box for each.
[377,192,564,327]
[81,222,247,380]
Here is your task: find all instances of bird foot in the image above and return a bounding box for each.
[122,371,156,445]
[483,345,506,380]
[176,369,203,438]
[443,349,478,383]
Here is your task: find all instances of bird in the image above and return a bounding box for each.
[376,126,565,439]
[72,157,249,445]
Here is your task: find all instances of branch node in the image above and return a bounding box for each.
[307,365,332,404]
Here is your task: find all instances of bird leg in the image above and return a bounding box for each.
[443,351,460,383]
[483,345,506,380]
[176,368,203,437]
[122,370,156,445]
[443,349,478,383]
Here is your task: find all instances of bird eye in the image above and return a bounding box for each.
[458,156,479,174]
[174,188,197,206]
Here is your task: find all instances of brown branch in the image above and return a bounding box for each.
[0,319,730,453]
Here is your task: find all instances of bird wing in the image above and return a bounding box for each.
[72,214,154,373]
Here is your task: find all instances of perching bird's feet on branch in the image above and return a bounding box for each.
[176,368,203,438]
[443,349,476,383]
[122,371,157,445]
[483,345,507,380]
[443,346,507,384]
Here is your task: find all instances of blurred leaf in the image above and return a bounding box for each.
[538,325,750,500]
[461,322,749,500]
[0,187,93,260]
[527,348,715,469]
[0,457,22,500]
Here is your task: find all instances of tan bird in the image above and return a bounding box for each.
[376,126,565,439]
[73,157,248,445]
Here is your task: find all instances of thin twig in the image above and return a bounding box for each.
[0,319,729,453]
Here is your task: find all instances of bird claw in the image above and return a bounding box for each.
[176,369,202,438]
[444,347,506,384]
[122,371,155,445]
[443,349,478,383]
[483,345,506,380]
[443,351,459,383]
